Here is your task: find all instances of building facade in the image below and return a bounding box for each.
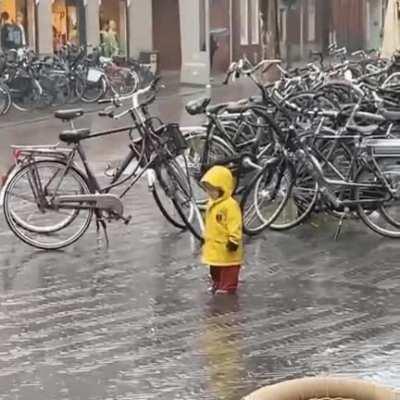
[0,0,153,57]
[279,0,386,61]
[0,0,263,75]
[153,0,263,73]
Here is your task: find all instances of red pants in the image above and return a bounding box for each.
[210,265,241,293]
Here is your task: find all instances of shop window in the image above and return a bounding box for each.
[52,0,82,51]
[99,0,127,57]
[0,0,35,52]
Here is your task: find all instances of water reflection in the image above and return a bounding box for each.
[201,295,247,400]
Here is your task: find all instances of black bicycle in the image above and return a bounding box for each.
[2,78,203,250]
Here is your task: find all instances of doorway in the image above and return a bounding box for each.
[209,0,231,75]
[152,0,181,71]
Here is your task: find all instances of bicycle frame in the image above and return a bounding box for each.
[300,138,399,209]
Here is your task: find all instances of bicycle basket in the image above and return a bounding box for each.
[162,123,188,157]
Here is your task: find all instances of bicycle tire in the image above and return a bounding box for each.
[11,80,42,111]
[3,160,93,250]
[0,83,11,115]
[241,158,294,236]
[152,176,187,230]
[76,75,107,103]
[355,165,400,238]
[270,159,319,231]
[109,69,140,96]
[182,129,236,207]
[156,159,203,240]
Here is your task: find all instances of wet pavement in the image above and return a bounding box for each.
[1,77,400,399]
[0,73,251,173]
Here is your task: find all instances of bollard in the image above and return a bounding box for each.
[242,377,399,400]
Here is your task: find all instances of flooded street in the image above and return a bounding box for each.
[0,79,400,399]
[1,183,400,399]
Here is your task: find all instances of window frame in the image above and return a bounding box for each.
[307,0,316,42]
[250,0,259,45]
[240,0,249,45]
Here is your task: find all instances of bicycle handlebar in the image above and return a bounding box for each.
[98,76,162,119]
[351,50,366,58]
[222,59,282,85]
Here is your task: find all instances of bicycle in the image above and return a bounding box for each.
[249,114,400,238]
[2,78,204,250]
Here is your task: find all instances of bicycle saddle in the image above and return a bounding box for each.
[206,102,230,114]
[59,128,91,144]
[185,97,211,115]
[54,109,84,121]
[225,102,250,114]
[380,108,400,122]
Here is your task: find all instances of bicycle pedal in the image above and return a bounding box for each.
[334,207,349,241]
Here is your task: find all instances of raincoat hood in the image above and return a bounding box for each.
[201,166,234,201]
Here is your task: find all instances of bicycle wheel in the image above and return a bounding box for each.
[241,159,294,236]
[109,69,140,96]
[182,129,236,207]
[0,82,11,115]
[76,75,107,103]
[152,174,186,230]
[355,165,400,238]
[51,76,72,106]
[156,159,204,240]
[11,79,42,111]
[3,160,93,250]
[270,159,319,231]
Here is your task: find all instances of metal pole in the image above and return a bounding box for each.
[300,0,304,59]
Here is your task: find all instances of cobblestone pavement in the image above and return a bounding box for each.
[1,78,400,399]
[0,178,400,399]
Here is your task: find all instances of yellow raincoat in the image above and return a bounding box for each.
[201,166,243,266]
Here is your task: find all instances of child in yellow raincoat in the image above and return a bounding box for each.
[201,166,243,294]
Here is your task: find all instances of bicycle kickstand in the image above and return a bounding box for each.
[96,217,110,248]
[334,207,350,241]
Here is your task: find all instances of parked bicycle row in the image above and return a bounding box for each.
[183,43,400,240]
[0,44,154,115]
[4,43,400,250]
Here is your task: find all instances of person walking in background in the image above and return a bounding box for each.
[210,33,219,70]
[201,166,243,295]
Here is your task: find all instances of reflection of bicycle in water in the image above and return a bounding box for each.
[1,78,204,250]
